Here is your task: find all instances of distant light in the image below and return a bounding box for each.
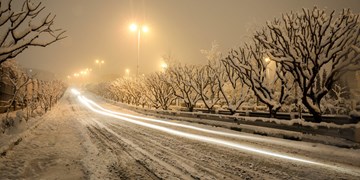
[142,25,149,33]
[125,69,130,73]
[130,23,138,31]
[101,60,104,64]
[161,62,168,69]
[95,59,99,64]
[71,88,81,95]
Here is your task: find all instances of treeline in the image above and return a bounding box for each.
[91,7,360,123]
[0,60,67,132]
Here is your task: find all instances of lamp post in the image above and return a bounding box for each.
[130,23,149,77]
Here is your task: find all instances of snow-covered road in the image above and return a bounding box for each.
[1,89,360,179]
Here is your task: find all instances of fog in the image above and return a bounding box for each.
[15,0,360,78]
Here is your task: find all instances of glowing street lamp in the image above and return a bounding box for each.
[95,59,105,71]
[161,62,168,72]
[263,57,272,80]
[130,23,149,77]
[125,68,130,77]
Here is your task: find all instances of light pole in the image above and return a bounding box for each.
[130,23,149,77]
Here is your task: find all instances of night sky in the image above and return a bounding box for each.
[15,0,360,78]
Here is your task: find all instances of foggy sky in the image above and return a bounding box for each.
[16,0,360,78]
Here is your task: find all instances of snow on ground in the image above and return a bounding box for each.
[0,89,360,179]
[98,95,360,148]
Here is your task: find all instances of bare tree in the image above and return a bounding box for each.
[145,72,176,110]
[38,80,65,112]
[202,41,251,114]
[167,63,201,112]
[192,65,221,112]
[0,0,65,64]
[321,84,350,115]
[254,7,360,122]
[224,43,293,118]
[0,60,30,118]
[219,60,252,114]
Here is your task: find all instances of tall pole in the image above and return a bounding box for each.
[130,23,148,77]
[137,29,141,77]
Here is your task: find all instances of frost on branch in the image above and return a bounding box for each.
[202,41,251,114]
[224,42,293,118]
[166,62,201,112]
[0,0,66,64]
[254,7,360,122]
[145,72,176,110]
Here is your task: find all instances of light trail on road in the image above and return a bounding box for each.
[83,96,287,145]
[71,89,360,177]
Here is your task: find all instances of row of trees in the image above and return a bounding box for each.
[0,60,66,132]
[91,7,359,122]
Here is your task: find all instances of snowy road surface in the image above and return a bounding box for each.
[1,89,360,179]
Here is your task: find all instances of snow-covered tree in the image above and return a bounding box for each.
[202,41,250,114]
[190,65,220,112]
[0,60,30,118]
[254,7,360,122]
[220,59,252,114]
[38,80,65,112]
[198,42,222,112]
[144,72,176,110]
[224,42,293,117]
[0,0,65,64]
[115,77,146,107]
[166,63,201,112]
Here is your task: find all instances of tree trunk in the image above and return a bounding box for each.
[268,105,277,118]
[188,105,194,112]
[302,97,322,123]
[269,110,276,118]
[229,108,236,115]
[310,110,322,123]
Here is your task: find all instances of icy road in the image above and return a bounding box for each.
[1,89,360,179]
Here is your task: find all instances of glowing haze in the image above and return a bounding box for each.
[16,0,360,78]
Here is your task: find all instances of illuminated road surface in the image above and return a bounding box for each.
[1,89,360,179]
[72,89,360,179]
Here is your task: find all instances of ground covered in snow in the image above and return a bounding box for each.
[0,90,360,179]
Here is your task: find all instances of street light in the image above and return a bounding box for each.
[95,59,105,71]
[264,57,272,80]
[125,68,130,77]
[161,62,168,72]
[130,23,149,77]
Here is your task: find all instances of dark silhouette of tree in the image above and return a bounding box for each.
[0,0,65,64]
